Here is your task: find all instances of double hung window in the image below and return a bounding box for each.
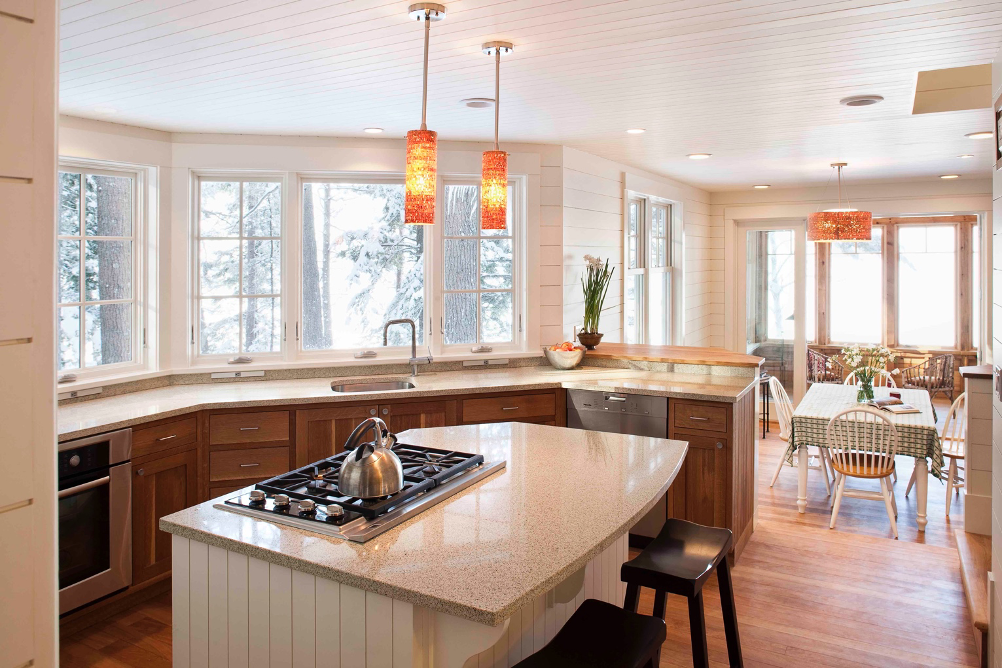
[623,195,675,345]
[196,178,283,357]
[57,166,142,375]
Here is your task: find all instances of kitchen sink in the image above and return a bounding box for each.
[331,379,416,393]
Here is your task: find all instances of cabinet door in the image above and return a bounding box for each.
[666,434,728,529]
[294,404,377,465]
[132,449,198,584]
[378,400,451,434]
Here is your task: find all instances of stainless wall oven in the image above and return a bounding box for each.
[58,428,132,614]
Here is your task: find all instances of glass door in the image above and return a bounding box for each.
[737,223,809,403]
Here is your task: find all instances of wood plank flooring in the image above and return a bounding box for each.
[61,399,978,667]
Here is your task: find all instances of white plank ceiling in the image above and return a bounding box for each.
[59,0,1002,190]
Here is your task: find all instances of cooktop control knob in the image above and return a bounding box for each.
[69,454,81,468]
[298,499,316,515]
[248,490,266,504]
[273,494,291,508]
[325,504,345,519]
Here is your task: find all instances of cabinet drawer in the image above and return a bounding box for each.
[209,411,289,446]
[133,416,198,458]
[461,393,556,423]
[673,402,728,434]
[210,447,290,482]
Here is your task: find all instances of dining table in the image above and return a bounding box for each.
[787,383,943,531]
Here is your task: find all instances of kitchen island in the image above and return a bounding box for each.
[160,422,688,668]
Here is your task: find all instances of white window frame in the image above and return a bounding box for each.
[623,192,682,345]
[436,175,526,355]
[191,172,287,364]
[293,173,431,361]
[57,159,152,381]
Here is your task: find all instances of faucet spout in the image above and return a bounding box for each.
[382,319,432,377]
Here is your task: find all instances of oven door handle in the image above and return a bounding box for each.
[58,475,110,498]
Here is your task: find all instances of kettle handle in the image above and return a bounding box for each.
[344,417,388,460]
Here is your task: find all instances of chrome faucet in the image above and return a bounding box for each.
[383,318,433,377]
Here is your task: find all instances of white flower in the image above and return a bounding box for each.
[583,254,604,269]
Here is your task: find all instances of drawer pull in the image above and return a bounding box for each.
[239,463,260,468]
[689,416,709,421]
[502,406,519,411]
[716,442,723,449]
[158,434,177,441]
[239,427,260,431]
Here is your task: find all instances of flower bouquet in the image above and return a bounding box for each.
[828,344,898,403]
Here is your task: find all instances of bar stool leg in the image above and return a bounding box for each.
[687,591,710,668]
[652,589,667,619]
[716,558,744,667]
[624,582,640,613]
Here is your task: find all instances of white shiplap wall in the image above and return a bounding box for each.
[991,46,1002,668]
[557,146,719,347]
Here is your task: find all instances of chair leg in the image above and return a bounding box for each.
[830,476,846,529]
[890,480,898,518]
[880,477,898,539]
[624,582,640,612]
[830,472,841,508]
[905,467,916,497]
[945,457,957,516]
[892,469,897,483]
[717,558,744,668]
[769,450,788,488]
[652,589,667,620]
[815,447,831,495]
[687,591,710,668]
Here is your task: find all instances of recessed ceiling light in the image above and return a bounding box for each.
[363,127,383,134]
[966,131,993,139]
[958,154,974,159]
[687,153,711,160]
[940,174,960,179]
[461,98,494,109]
[753,185,770,189]
[626,128,646,134]
[839,94,884,107]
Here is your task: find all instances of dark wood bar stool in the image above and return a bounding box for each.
[511,598,666,668]
[622,519,743,668]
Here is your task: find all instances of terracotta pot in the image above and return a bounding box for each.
[577,331,604,350]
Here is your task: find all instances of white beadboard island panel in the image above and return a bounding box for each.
[171,532,628,668]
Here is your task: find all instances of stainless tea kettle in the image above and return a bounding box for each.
[338,417,404,499]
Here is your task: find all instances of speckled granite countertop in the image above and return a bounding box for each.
[160,422,688,626]
[58,365,758,440]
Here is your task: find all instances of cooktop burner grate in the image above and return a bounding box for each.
[252,443,484,520]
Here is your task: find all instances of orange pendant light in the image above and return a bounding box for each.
[807,162,872,242]
[405,4,446,225]
[480,41,513,230]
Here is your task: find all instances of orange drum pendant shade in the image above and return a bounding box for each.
[807,163,872,242]
[405,4,446,225]
[480,41,513,230]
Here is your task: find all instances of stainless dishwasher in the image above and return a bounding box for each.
[566,389,670,541]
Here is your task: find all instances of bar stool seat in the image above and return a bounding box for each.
[512,598,666,668]
[622,519,743,668]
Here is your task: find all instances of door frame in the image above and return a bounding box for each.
[732,218,808,404]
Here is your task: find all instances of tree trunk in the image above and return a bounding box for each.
[302,184,323,350]
[95,177,132,365]
[321,186,332,348]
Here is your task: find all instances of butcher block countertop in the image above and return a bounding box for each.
[584,343,764,368]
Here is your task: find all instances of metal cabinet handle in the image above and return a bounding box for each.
[502,406,519,411]
[689,416,709,422]
[239,463,260,468]
[370,408,377,416]
[716,442,723,449]
[158,434,177,441]
[382,408,389,415]
[239,427,260,431]
[137,469,144,476]
[59,476,111,498]
[606,396,627,402]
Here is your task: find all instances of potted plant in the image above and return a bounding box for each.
[828,345,898,403]
[578,255,614,349]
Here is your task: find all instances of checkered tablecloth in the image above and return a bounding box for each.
[786,384,943,480]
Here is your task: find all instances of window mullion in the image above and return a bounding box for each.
[237,181,245,355]
[78,175,86,368]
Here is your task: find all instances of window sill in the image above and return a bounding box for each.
[56,350,544,394]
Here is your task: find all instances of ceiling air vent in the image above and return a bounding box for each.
[840,95,884,107]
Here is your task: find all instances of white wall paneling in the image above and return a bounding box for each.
[989,45,1001,668]
[171,532,628,668]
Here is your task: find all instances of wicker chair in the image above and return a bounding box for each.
[808,349,844,384]
[900,354,955,402]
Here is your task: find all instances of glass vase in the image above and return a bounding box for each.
[857,379,874,403]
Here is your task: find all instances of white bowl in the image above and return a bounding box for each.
[542,346,585,370]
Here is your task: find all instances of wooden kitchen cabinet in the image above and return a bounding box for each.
[665,434,728,528]
[294,404,379,466]
[131,448,198,584]
[457,390,565,426]
[378,400,452,433]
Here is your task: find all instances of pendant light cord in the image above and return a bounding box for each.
[421,11,431,130]
[494,48,501,151]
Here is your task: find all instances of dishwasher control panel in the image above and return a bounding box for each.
[566,389,668,418]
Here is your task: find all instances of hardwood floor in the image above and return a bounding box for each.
[61,398,977,667]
